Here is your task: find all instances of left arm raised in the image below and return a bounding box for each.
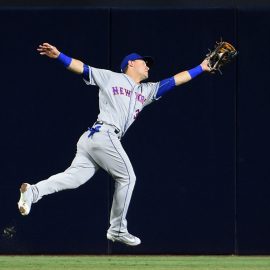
[156,59,210,98]
[174,59,210,86]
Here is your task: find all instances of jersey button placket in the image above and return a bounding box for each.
[125,86,136,132]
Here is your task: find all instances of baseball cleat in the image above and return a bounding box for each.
[107,232,141,246]
[18,183,33,216]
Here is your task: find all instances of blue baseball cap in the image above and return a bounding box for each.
[120,53,154,72]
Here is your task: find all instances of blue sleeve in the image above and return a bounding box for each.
[82,64,90,81]
[156,77,176,98]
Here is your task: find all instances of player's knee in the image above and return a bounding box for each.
[117,172,136,187]
[129,173,136,187]
[63,168,92,189]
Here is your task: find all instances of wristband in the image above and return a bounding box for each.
[83,64,90,80]
[57,52,72,68]
[187,65,203,79]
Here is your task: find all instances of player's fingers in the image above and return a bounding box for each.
[37,49,47,54]
[37,46,52,52]
[39,45,50,51]
[39,52,52,57]
[37,47,50,50]
[42,42,51,47]
[37,45,46,50]
[43,44,54,51]
[39,44,50,49]
[42,46,54,51]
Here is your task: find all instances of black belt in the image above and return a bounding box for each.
[95,121,120,135]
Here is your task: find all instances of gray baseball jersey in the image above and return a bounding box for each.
[31,66,161,238]
[84,66,160,136]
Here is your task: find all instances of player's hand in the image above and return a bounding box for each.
[37,43,60,59]
[200,58,211,72]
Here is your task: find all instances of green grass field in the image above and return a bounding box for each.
[0,255,270,270]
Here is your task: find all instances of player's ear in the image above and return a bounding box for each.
[128,60,134,68]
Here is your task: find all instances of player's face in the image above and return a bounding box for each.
[133,59,149,80]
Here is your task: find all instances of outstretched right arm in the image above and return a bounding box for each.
[37,43,84,74]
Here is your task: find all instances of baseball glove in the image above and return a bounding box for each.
[206,40,238,74]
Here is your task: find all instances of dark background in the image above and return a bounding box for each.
[0,1,270,255]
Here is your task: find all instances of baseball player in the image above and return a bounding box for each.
[18,42,211,246]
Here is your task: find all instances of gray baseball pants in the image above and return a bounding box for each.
[31,123,136,235]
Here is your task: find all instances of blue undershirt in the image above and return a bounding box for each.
[83,64,90,81]
[156,77,176,98]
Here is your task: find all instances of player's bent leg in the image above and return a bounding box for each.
[17,158,98,216]
[17,132,99,215]
[33,151,98,203]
